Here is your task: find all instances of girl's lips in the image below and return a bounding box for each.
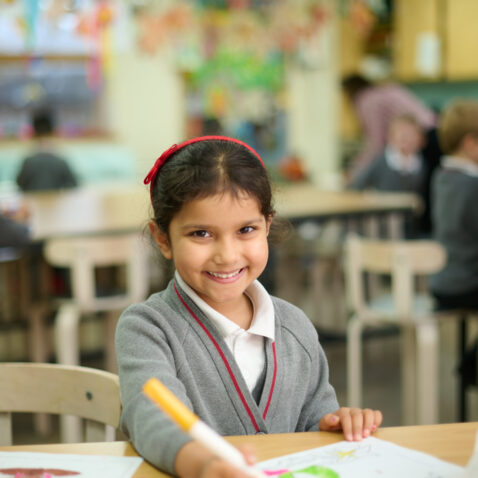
[208,269,242,279]
[205,267,246,282]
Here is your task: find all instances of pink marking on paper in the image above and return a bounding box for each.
[263,469,289,476]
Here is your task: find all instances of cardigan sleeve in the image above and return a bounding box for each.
[115,303,192,475]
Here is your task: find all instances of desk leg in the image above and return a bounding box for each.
[386,213,403,240]
[459,316,467,422]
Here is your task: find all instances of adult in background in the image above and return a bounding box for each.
[16,109,78,192]
[342,74,440,233]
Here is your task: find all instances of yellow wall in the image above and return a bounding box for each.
[106,50,185,178]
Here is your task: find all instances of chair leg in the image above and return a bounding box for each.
[401,326,417,425]
[60,415,83,444]
[55,303,82,443]
[415,321,439,425]
[105,310,119,373]
[347,316,363,408]
[28,303,52,437]
[55,303,81,366]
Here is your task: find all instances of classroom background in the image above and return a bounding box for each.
[0,0,477,444]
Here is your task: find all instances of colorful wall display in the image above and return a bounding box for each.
[133,0,331,168]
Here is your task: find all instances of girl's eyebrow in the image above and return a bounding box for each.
[180,217,264,230]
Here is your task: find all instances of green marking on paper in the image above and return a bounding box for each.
[280,465,339,478]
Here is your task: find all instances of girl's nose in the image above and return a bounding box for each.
[214,237,239,264]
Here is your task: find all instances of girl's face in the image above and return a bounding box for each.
[150,191,271,321]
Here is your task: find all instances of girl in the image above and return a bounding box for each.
[115,136,382,478]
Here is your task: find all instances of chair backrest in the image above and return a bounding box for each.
[0,362,121,445]
[43,233,149,311]
[345,234,446,320]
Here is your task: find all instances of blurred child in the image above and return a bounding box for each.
[350,114,426,194]
[430,100,478,309]
[116,136,383,478]
[0,205,29,248]
[16,109,78,192]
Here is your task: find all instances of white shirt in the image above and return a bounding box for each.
[442,155,478,178]
[385,146,422,173]
[175,272,275,392]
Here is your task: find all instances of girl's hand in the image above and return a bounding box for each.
[319,407,383,442]
[199,452,257,478]
[176,441,258,478]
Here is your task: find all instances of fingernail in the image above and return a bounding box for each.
[331,415,338,423]
[371,424,377,431]
[346,434,353,441]
[363,429,370,437]
[355,434,362,441]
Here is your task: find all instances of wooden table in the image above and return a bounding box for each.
[22,183,421,241]
[23,184,151,241]
[275,183,421,221]
[1,423,476,477]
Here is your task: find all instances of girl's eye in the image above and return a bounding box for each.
[239,226,256,234]
[190,230,211,238]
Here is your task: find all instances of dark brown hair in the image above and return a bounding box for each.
[341,74,372,99]
[151,139,277,236]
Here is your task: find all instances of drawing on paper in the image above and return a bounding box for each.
[0,469,80,478]
[279,464,339,478]
[257,437,464,478]
[0,452,142,478]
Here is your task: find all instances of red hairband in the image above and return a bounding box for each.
[143,135,265,198]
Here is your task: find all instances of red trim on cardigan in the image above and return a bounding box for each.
[173,282,276,432]
[262,342,277,420]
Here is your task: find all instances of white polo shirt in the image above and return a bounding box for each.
[175,272,275,392]
[385,146,422,173]
[442,155,478,178]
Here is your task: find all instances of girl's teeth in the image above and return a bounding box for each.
[209,270,240,278]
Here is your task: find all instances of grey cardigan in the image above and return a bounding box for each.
[430,166,478,295]
[115,279,338,474]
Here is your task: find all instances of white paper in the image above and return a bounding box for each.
[0,452,143,478]
[257,437,463,478]
[457,431,478,478]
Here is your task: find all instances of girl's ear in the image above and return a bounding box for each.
[149,221,172,260]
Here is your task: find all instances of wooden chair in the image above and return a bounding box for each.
[0,362,121,445]
[43,233,149,371]
[345,234,446,425]
[43,233,148,442]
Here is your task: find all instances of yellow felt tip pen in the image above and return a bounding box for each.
[143,378,266,478]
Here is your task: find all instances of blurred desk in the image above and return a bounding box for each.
[273,184,422,331]
[0,423,476,477]
[23,184,150,241]
[275,183,421,221]
[23,183,421,241]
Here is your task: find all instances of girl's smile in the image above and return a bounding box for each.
[206,267,246,281]
[151,191,271,327]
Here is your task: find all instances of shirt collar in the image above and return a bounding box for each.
[175,271,275,341]
[442,156,478,177]
[385,146,422,173]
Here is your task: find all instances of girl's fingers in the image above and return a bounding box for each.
[237,444,257,465]
[321,408,383,442]
[350,408,365,441]
[361,409,375,437]
[338,410,353,441]
[373,410,383,430]
[319,413,340,431]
